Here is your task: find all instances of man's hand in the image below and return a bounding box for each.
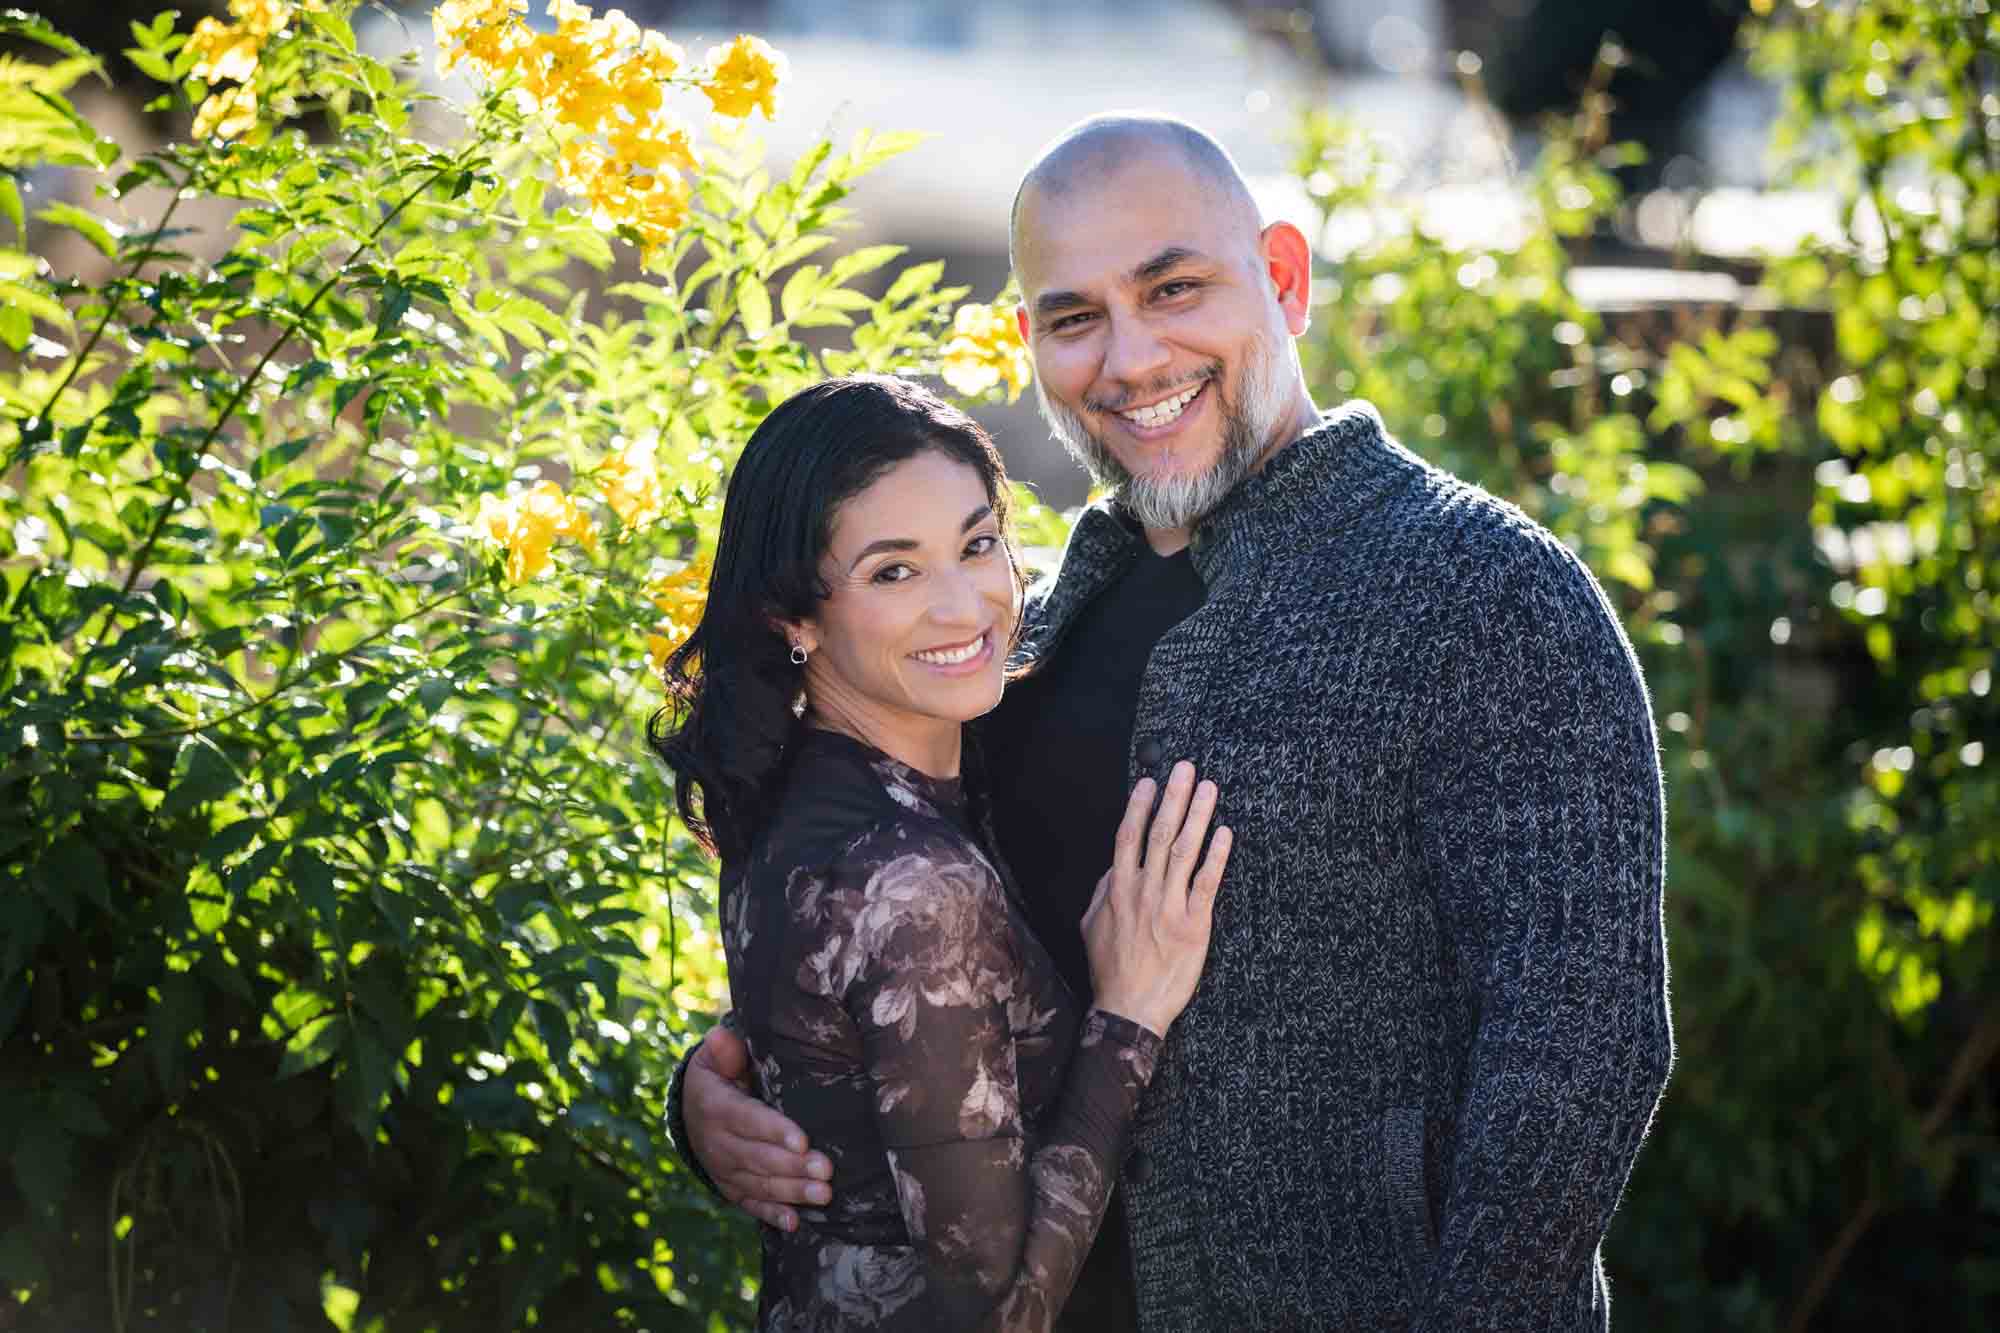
[684,1025,831,1231]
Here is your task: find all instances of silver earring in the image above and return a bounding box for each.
[790,644,809,666]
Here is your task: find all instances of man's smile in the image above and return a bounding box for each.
[1106,377,1211,441]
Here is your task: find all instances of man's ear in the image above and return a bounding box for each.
[1259,220,1312,336]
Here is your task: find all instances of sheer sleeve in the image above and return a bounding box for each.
[817,826,1160,1332]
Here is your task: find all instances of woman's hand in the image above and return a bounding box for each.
[1083,760,1232,1037]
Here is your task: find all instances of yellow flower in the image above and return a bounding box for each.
[699,35,784,120]
[192,83,261,141]
[188,15,264,83]
[647,554,712,641]
[228,0,307,37]
[597,437,667,526]
[433,0,529,77]
[940,301,1033,401]
[609,119,697,174]
[477,480,599,583]
[647,631,676,678]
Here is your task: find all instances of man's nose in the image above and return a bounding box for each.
[1100,312,1170,387]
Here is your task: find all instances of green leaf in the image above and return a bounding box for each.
[0,177,21,243]
[827,243,906,287]
[735,271,773,340]
[276,1014,343,1079]
[0,11,96,62]
[778,263,821,322]
[9,1120,71,1219]
[884,260,945,307]
[36,200,117,257]
[293,849,340,932]
[36,835,107,916]
[123,45,174,84]
[532,998,571,1068]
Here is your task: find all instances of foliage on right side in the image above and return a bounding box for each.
[1291,1,1996,1327]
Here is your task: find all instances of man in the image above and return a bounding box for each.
[668,114,1673,1331]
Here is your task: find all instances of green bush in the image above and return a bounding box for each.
[0,3,1020,1326]
[1292,3,1996,1326]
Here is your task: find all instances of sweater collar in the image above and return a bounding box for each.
[1028,399,1422,605]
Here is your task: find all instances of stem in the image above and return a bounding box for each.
[1784,1011,2000,1332]
[65,160,461,687]
[113,162,457,603]
[69,583,468,745]
[30,172,187,430]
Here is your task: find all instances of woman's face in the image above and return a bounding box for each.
[792,450,1018,745]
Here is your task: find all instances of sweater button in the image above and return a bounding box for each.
[1127,1148,1154,1185]
[1134,737,1163,769]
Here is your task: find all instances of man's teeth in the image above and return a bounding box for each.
[1120,383,1201,428]
[914,635,984,666]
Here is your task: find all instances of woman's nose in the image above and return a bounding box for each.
[929,567,983,625]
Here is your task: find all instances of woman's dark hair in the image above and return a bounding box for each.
[648,375,1017,862]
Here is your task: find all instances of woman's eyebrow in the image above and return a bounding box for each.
[844,506,993,573]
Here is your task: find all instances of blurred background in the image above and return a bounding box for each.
[48,0,1795,505]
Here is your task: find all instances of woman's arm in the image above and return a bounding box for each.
[832,768,1227,1331]
[838,835,1159,1331]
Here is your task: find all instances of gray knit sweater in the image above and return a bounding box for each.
[668,402,1673,1331]
[1016,403,1672,1331]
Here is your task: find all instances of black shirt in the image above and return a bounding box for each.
[977,544,1207,1333]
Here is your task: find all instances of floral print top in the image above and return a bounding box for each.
[721,728,1161,1332]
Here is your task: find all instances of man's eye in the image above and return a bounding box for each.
[1049,312,1094,332]
[872,563,915,584]
[1157,280,1198,299]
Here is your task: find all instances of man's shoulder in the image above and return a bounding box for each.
[1290,446,1554,583]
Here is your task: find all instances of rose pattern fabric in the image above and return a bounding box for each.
[723,728,1161,1331]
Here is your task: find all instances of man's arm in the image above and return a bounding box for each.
[1413,533,1674,1331]
[667,1023,832,1232]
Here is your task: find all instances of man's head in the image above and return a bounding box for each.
[1010,114,1317,533]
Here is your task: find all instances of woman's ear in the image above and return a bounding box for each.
[771,615,817,661]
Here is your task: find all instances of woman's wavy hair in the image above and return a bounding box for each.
[648,375,1018,862]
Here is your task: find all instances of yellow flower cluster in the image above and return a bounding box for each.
[940,301,1033,402]
[187,0,320,141]
[434,1,786,261]
[596,436,667,527]
[477,480,599,583]
[645,555,712,676]
[698,35,785,121]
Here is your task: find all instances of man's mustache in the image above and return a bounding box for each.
[1081,365,1221,416]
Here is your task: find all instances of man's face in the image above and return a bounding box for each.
[1013,149,1308,530]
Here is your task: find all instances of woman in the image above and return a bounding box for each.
[651,375,1230,1331]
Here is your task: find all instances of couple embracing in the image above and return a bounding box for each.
[649,114,1673,1332]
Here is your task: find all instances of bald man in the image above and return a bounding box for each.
[669,115,1673,1332]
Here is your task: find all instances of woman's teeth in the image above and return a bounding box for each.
[1120,382,1202,428]
[913,634,985,666]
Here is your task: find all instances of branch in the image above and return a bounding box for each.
[1785,1009,2000,1333]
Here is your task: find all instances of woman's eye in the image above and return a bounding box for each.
[965,534,999,558]
[872,563,915,585]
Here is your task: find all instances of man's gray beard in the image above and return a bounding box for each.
[1036,332,1294,532]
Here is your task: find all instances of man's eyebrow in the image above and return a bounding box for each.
[844,506,994,573]
[1032,288,1092,320]
[1132,245,1208,283]
[1031,247,1212,321]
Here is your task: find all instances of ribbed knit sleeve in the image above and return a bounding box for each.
[1413,530,1674,1331]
